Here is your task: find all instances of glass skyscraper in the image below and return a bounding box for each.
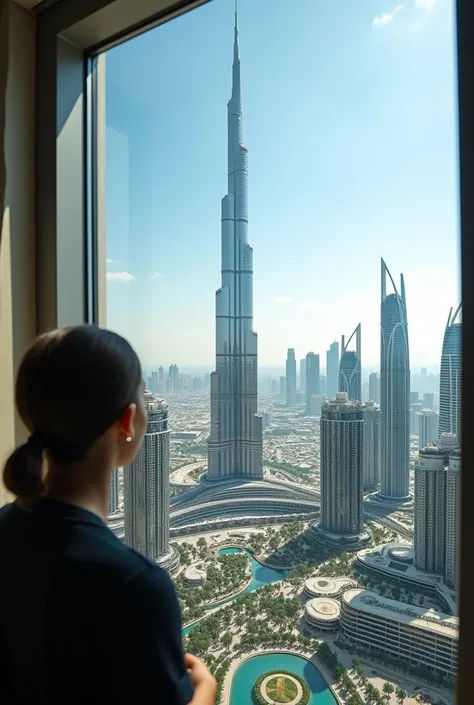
[379,259,411,500]
[439,304,462,440]
[207,11,263,481]
[326,341,339,399]
[286,348,297,407]
[124,392,179,571]
[305,352,320,415]
[339,323,361,401]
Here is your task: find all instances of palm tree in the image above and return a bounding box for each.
[383,681,394,702]
[395,686,407,704]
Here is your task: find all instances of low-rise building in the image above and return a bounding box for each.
[341,589,458,680]
[305,598,341,631]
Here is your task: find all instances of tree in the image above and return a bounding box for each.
[383,682,394,701]
[395,686,407,704]
[221,632,232,649]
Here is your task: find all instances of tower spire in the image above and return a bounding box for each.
[234,0,239,63]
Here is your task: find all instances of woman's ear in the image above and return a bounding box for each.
[117,403,137,441]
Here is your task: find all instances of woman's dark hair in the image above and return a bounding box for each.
[3,325,142,499]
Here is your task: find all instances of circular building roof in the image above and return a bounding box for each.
[305,597,341,625]
[304,576,357,598]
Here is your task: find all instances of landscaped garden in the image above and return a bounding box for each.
[253,670,310,705]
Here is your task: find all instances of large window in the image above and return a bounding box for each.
[95,0,460,702]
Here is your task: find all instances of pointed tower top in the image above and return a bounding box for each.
[234,0,240,62]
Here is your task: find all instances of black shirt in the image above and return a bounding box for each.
[0,498,194,705]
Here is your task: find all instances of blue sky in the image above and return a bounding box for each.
[105,0,459,370]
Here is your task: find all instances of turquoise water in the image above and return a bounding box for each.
[230,653,338,705]
[181,547,289,635]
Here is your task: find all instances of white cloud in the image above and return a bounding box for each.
[106,271,136,282]
[372,4,403,26]
[415,0,437,12]
[106,258,120,265]
[150,272,165,281]
[274,297,292,304]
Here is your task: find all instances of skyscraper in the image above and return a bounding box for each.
[305,352,320,415]
[108,468,120,515]
[279,376,286,398]
[300,358,306,393]
[414,433,460,589]
[326,341,339,400]
[418,409,439,449]
[169,364,179,393]
[439,304,462,439]
[286,348,297,407]
[124,392,179,571]
[207,11,263,481]
[369,372,380,405]
[380,259,411,500]
[312,392,370,548]
[339,324,361,401]
[362,401,380,490]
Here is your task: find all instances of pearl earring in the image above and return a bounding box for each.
[126,436,132,443]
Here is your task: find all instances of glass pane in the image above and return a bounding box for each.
[97,0,460,702]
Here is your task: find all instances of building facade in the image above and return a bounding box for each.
[108,468,120,515]
[362,401,380,489]
[305,352,320,415]
[124,392,179,571]
[300,358,306,393]
[369,372,380,405]
[339,323,361,401]
[439,304,462,440]
[207,12,263,481]
[380,259,411,500]
[326,341,339,399]
[418,409,439,449]
[316,393,367,545]
[286,348,297,407]
[341,589,458,680]
[414,434,461,590]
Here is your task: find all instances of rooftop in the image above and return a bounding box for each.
[342,589,459,639]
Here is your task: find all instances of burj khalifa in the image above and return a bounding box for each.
[207,9,263,481]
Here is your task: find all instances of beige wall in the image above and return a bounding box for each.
[0,1,36,506]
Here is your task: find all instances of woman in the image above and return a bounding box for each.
[0,325,216,705]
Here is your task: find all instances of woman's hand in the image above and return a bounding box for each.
[185,653,217,705]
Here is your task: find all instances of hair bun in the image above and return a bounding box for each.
[3,442,44,499]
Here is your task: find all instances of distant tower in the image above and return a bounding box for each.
[168,364,179,393]
[286,348,297,407]
[414,434,460,588]
[439,304,462,440]
[369,372,380,405]
[108,468,120,515]
[207,9,263,481]
[305,352,320,415]
[300,358,306,393]
[311,392,371,549]
[326,341,340,399]
[423,392,435,410]
[379,259,410,501]
[124,392,179,572]
[339,324,362,401]
[279,376,286,398]
[362,401,380,490]
[418,409,439,450]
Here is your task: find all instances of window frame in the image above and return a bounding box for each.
[35,0,474,701]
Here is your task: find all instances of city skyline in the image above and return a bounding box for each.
[104,0,459,369]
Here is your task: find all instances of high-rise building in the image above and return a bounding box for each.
[362,401,380,490]
[108,468,120,515]
[313,392,370,548]
[124,392,179,571]
[418,409,439,449]
[410,391,419,406]
[207,12,263,481]
[410,402,424,433]
[286,348,297,407]
[423,392,435,410]
[311,394,322,416]
[369,372,380,405]
[380,259,410,500]
[439,304,462,440]
[326,341,339,399]
[339,324,361,401]
[271,378,279,395]
[279,376,286,398]
[168,364,179,393]
[300,358,306,393]
[414,434,460,589]
[305,352,320,415]
[158,365,164,382]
